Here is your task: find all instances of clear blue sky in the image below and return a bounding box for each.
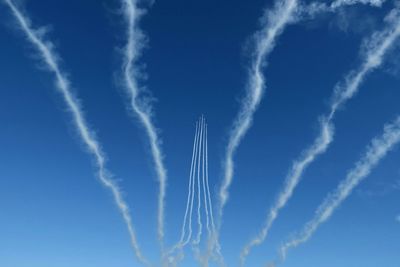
[0,0,399,267]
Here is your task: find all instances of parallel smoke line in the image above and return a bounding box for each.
[178,122,199,246]
[166,118,203,266]
[194,117,205,245]
[205,123,217,233]
[3,0,150,266]
[203,124,214,237]
[202,122,211,237]
[240,6,400,265]
[120,0,168,248]
[278,116,400,261]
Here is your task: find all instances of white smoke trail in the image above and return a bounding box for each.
[305,0,385,16]
[211,0,300,260]
[205,123,216,233]
[187,121,200,247]
[166,119,202,266]
[120,0,168,248]
[3,0,150,266]
[202,122,211,237]
[218,0,298,219]
[178,122,199,246]
[278,116,400,261]
[240,6,400,266]
[194,117,204,245]
[239,119,334,266]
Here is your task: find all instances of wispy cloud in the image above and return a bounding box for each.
[240,4,400,266]
[3,0,150,266]
[119,0,168,250]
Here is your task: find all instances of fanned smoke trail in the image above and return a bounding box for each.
[120,0,168,249]
[212,0,300,261]
[276,116,400,262]
[3,0,150,266]
[240,5,400,266]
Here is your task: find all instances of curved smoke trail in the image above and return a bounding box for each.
[166,119,202,266]
[119,0,168,250]
[278,116,400,262]
[3,0,150,266]
[194,117,205,245]
[240,5,400,265]
[202,122,211,237]
[205,123,217,233]
[178,122,199,246]
[210,0,300,261]
[305,0,385,17]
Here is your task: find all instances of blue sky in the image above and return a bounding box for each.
[0,0,399,267]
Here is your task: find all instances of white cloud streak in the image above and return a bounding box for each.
[194,117,205,245]
[240,6,400,266]
[211,0,299,261]
[218,0,298,218]
[279,116,400,260]
[205,123,217,237]
[167,118,215,266]
[3,0,151,266]
[120,0,168,249]
[165,122,200,266]
[305,0,386,17]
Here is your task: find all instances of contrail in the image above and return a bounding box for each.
[194,117,205,245]
[240,5,400,265]
[204,123,216,238]
[166,119,202,266]
[305,0,385,16]
[179,122,199,246]
[278,116,400,261]
[167,118,217,267]
[202,122,211,237]
[212,0,300,259]
[120,0,168,248]
[3,0,150,266]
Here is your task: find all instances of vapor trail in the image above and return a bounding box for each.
[202,122,211,237]
[179,122,199,246]
[211,0,300,259]
[205,124,216,233]
[194,117,205,245]
[240,6,400,265]
[278,116,400,261]
[166,119,201,266]
[218,0,298,218]
[305,0,385,16]
[187,122,200,246]
[120,0,168,248]
[3,0,150,266]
